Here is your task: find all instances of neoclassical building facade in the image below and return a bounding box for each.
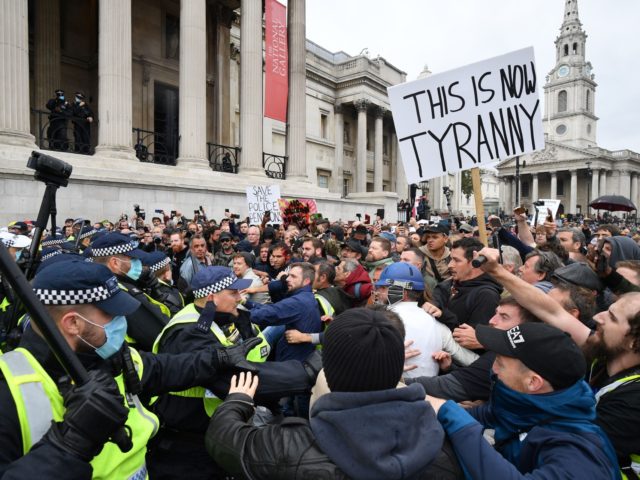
[0,0,408,225]
[496,0,640,216]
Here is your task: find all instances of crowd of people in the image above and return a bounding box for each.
[0,205,639,479]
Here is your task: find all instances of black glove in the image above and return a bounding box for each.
[44,370,129,461]
[137,268,160,292]
[302,350,323,384]
[212,337,262,373]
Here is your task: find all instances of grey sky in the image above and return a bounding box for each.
[306,0,640,154]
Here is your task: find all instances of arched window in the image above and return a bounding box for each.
[563,44,569,56]
[558,90,567,112]
[572,42,578,55]
[586,90,591,111]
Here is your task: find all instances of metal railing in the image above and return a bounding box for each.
[31,108,94,155]
[132,127,178,165]
[397,206,411,223]
[207,142,240,173]
[262,153,287,180]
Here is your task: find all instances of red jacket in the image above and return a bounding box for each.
[342,264,373,307]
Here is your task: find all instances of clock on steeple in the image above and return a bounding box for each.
[544,0,598,148]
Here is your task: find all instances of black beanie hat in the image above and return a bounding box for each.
[323,308,405,393]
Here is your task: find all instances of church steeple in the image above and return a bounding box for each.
[555,0,586,63]
[562,0,581,30]
[544,0,598,148]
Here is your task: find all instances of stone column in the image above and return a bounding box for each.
[355,99,369,192]
[590,169,599,213]
[569,170,578,214]
[531,173,539,203]
[511,177,517,209]
[373,106,385,191]
[34,0,61,115]
[334,104,344,191]
[286,0,307,180]
[599,170,607,197]
[619,170,631,199]
[631,174,639,210]
[177,0,207,166]
[215,6,234,146]
[240,0,263,173]
[0,0,34,146]
[502,177,511,212]
[95,0,135,159]
[550,172,557,199]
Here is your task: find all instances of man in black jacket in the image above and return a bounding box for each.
[423,237,502,333]
[205,308,462,479]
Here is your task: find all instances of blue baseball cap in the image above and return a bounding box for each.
[375,262,425,291]
[191,266,252,299]
[90,232,148,260]
[379,231,397,243]
[33,259,140,316]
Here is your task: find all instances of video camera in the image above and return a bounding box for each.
[27,151,72,187]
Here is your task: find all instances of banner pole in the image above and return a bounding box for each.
[471,167,488,247]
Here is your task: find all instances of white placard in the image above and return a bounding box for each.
[388,47,544,183]
[246,185,282,224]
[535,199,561,225]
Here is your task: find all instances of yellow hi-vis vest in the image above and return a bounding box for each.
[595,371,640,480]
[152,303,270,417]
[0,347,158,480]
[314,293,335,318]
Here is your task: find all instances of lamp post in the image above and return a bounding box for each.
[442,185,453,212]
[586,161,592,216]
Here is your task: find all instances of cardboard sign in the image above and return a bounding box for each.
[246,185,282,224]
[278,198,318,229]
[388,47,544,183]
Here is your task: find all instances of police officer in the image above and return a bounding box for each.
[140,251,184,317]
[45,89,70,151]
[0,258,264,478]
[76,225,98,253]
[148,266,271,479]
[71,91,94,154]
[0,234,32,351]
[90,232,170,350]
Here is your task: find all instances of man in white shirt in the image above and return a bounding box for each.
[374,262,477,378]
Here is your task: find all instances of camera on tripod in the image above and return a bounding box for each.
[27,151,72,187]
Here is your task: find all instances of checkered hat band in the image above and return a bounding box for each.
[193,275,237,299]
[2,239,15,248]
[35,285,111,305]
[79,229,97,240]
[91,242,135,257]
[41,250,62,261]
[150,257,171,272]
[42,238,65,247]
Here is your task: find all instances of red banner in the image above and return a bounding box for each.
[264,0,288,122]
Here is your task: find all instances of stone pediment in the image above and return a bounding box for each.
[496,141,600,172]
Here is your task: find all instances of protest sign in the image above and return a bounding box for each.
[535,198,561,225]
[388,47,544,183]
[246,185,282,224]
[278,198,318,229]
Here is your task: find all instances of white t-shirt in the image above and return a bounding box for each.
[390,301,443,378]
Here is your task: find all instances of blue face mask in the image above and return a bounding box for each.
[15,250,22,261]
[59,95,65,101]
[77,314,128,359]
[126,258,142,281]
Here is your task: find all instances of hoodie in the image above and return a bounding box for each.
[342,263,373,307]
[605,236,640,266]
[310,383,446,480]
[433,273,503,331]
